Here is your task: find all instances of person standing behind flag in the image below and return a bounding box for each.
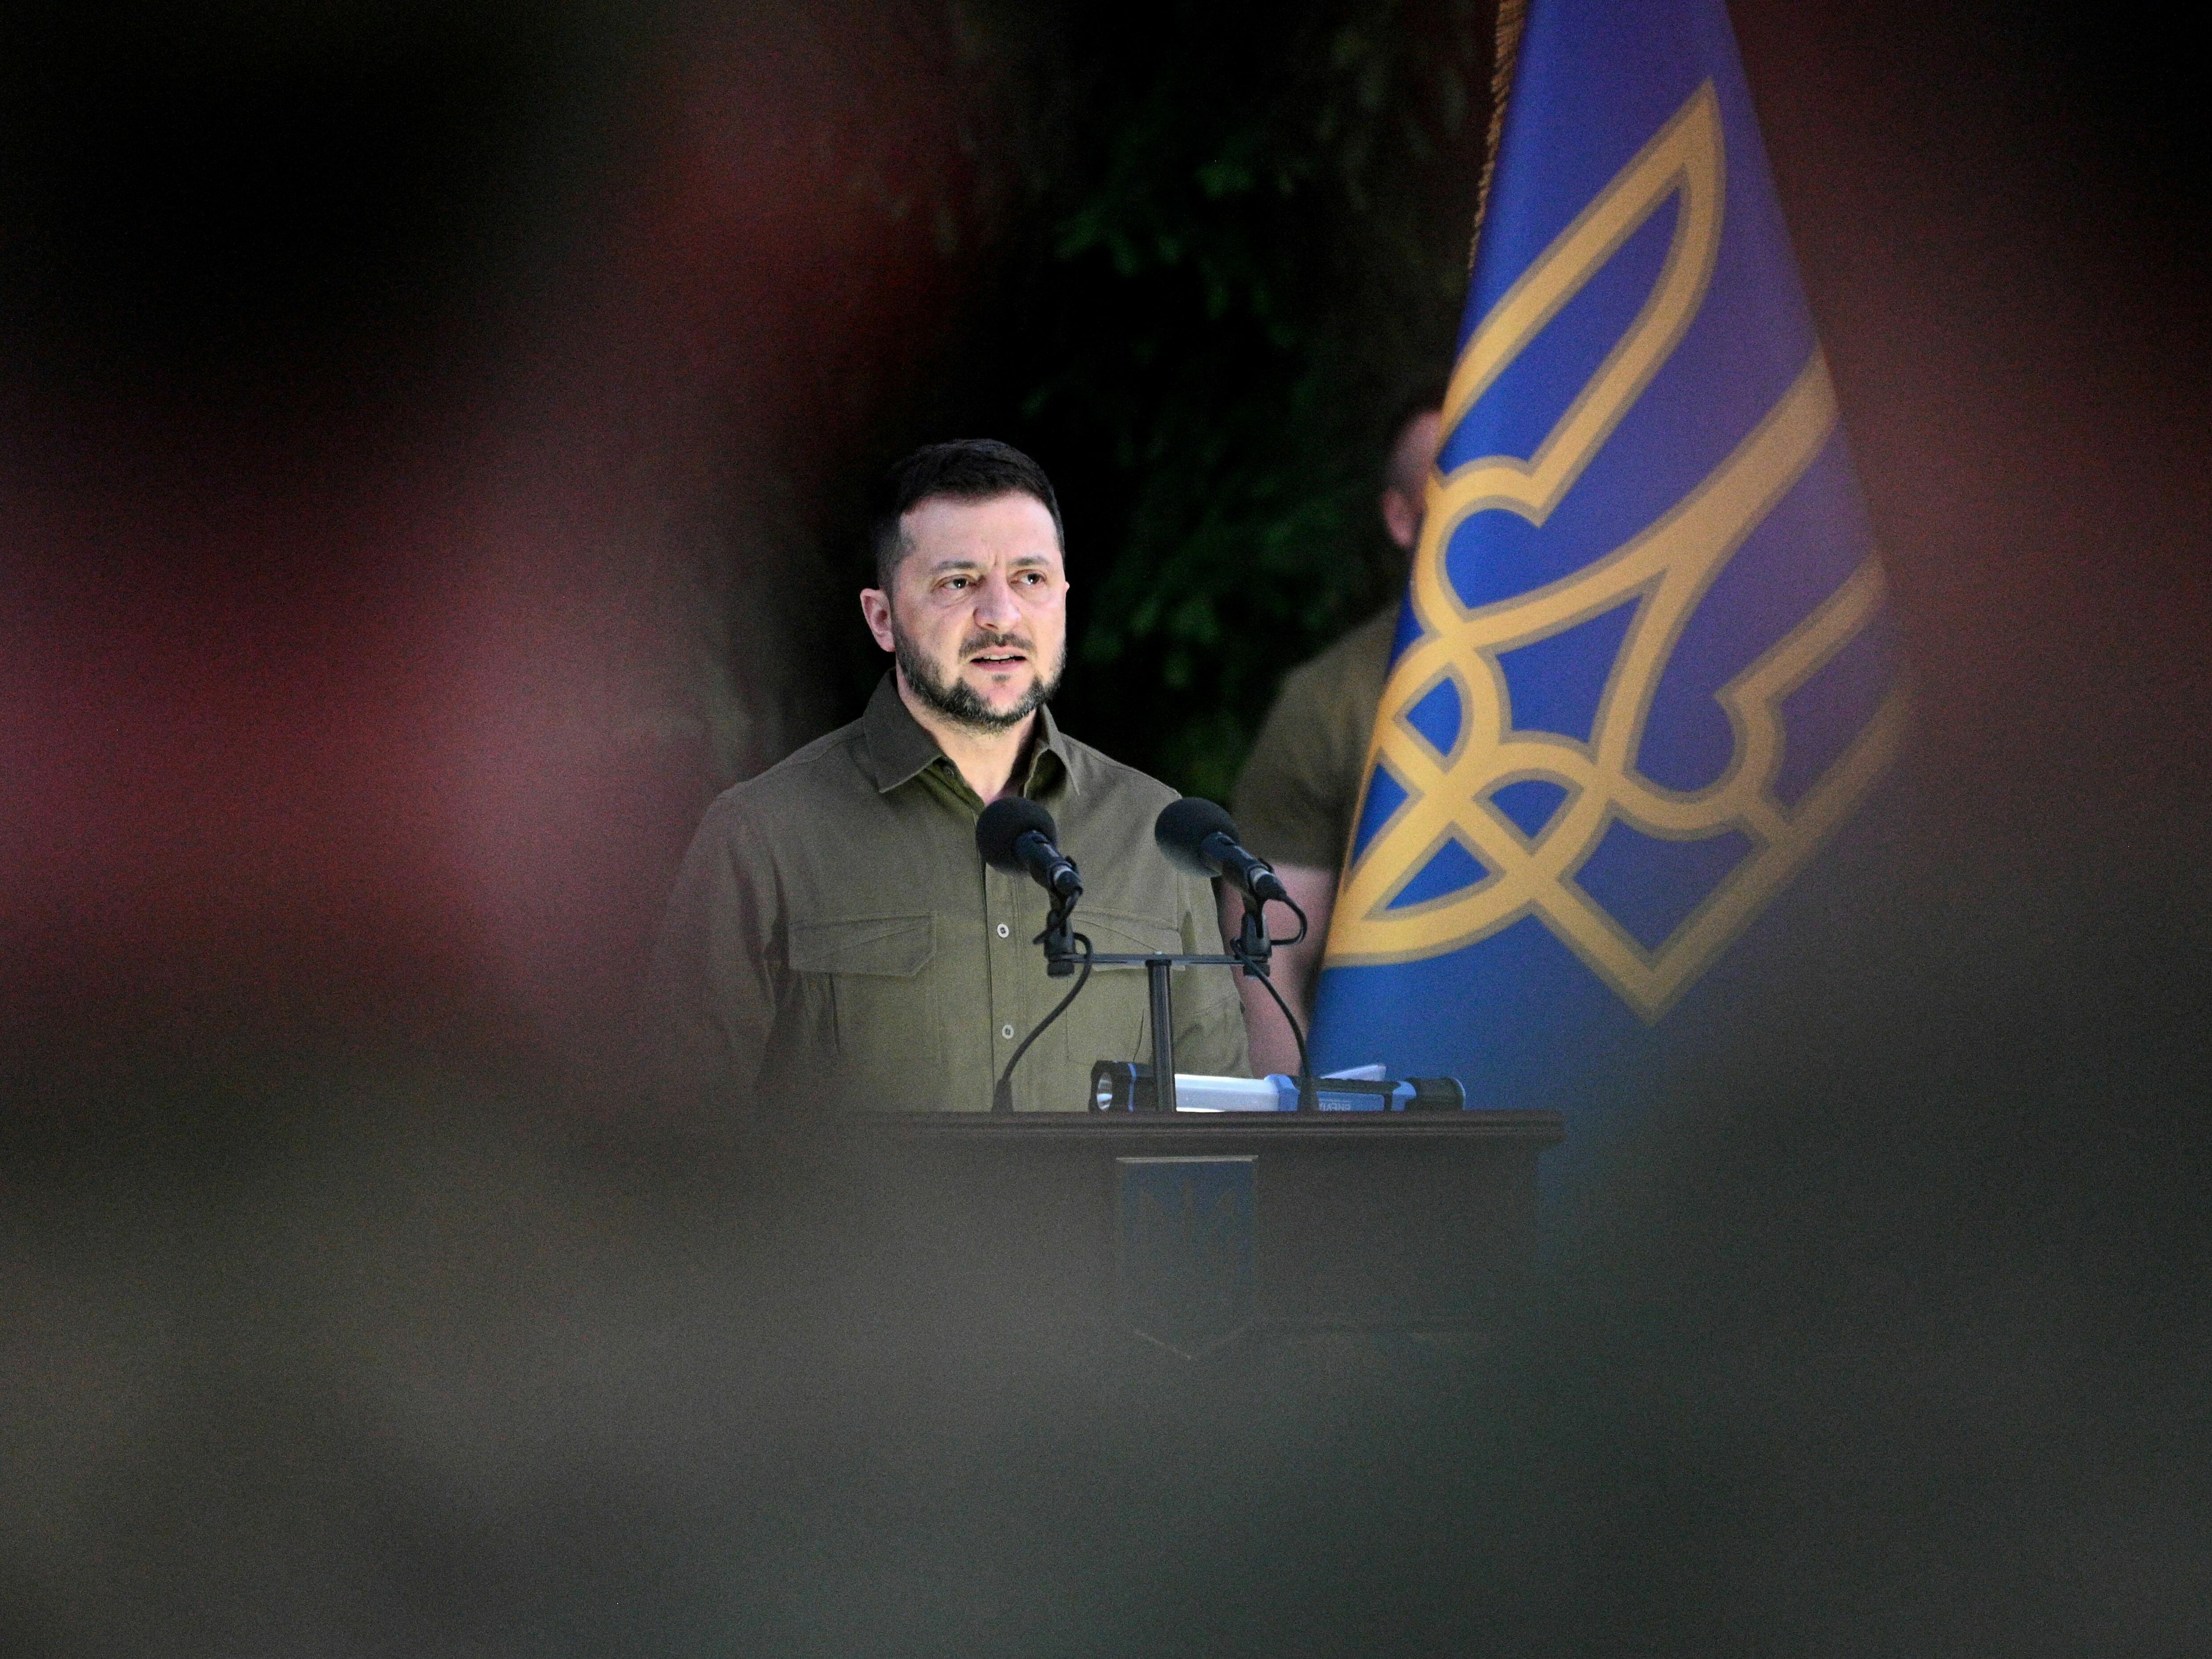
[1225,399,1444,1075]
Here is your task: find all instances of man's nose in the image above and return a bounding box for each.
[971,568,1022,629]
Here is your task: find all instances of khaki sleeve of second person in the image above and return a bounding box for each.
[1230,664,1353,873]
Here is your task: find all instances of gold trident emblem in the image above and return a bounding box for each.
[1328,81,1907,1019]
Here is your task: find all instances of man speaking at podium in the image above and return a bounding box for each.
[647,440,1249,1117]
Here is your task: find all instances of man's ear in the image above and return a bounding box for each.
[1380,487,1421,552]
[858,588,896,653]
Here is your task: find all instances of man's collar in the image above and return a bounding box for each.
[859,672,1073,798]
[860,673,941,793]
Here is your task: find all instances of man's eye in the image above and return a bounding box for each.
[943,576,969,592]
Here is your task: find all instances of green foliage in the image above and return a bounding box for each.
[837,0,1495,798]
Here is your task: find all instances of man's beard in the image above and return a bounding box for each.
[893,620,1065,733]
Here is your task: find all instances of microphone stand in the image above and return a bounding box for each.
[993,889,1320,1115]
[1043,896,1319,1114]
[1227,895,1321,1113]
[1032,942,1247,1112]
[1146,954,1180,1112]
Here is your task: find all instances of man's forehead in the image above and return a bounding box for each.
[901,492,1063,565]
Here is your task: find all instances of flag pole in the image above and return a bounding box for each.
[1471,0,1530,272]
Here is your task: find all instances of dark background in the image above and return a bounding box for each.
[3,1,2208,1653]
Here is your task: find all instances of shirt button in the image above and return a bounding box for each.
[1001,1024,1015,1040]
[995,923,1010,938]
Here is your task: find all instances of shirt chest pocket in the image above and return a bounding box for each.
[786,914,941,1105]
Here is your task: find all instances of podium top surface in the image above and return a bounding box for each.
[860,1109,1564,1146]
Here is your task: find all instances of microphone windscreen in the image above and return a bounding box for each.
[976,796,1059,873]
[1154,796,1240,876]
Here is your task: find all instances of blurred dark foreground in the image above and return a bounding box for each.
[5,0,2211,1650]
[6,793,2207,1658]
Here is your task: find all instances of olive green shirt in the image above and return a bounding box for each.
[1230,604,1399,872]
[646,674,1249,1115]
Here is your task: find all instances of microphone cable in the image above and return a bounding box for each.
[990,930,1095,1114]
[1231,893,1321,1113]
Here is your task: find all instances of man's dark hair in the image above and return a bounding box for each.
[869,440,1064,592]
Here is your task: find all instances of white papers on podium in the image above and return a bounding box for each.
[1170,1075,1289,1112]
[1166,1065,1399,1112]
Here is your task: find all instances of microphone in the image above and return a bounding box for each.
[1154,797,1289,904]
[976,797,1082,901]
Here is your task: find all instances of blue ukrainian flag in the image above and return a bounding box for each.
[1310,0,1906,1133]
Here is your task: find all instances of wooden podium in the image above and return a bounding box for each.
[834,1110,1563,1368]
